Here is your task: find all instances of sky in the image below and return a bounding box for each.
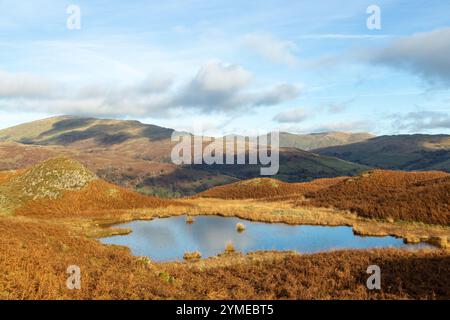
[0,0,449,136]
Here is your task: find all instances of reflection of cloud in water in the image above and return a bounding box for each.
[185,216,255,256]
[132,223,176,248]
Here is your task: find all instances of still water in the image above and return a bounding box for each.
[101,215,426,261]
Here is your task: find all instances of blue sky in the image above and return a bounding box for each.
[0,0,449,135]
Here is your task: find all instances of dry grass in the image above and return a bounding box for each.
[197,170,450,226]
[300,170,450,225]
[1,215,448,300]
[225,241,235,253]
[0,157,184,218]
[185,216,195,224]
[0,216,176,299]
[196,177,347,201]
[0,169,25,185]
[150,198,450,248]
[183,251,202,260]
[1,158,449,299]
[165,248,450,300]
[15,179,184,218]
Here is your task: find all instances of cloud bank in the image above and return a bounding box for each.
[0,61,300,118]
[363,28,450,85]
[393,111,450,131]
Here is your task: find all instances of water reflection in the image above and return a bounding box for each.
[101,215,428,261]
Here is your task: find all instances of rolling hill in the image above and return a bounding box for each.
[300,170,450,225]
[189,147,369,182]
[0,157,181,217]
[197,176,347,200]
[314,134,450,172]
[0,117,372,150]
[278,131,374,150]
[0,115,174,147]
[0,116,370,195]
[198,168,450,225]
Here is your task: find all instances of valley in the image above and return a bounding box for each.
[0,116,449,300]
[2,0,450,303]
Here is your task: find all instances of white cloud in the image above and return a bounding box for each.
[0,70,54,98]
[0,61,300,118]
[175,61,300,112]
[393,111,450,131]
[309,120,373,133]
[280,120,373,134]
[242,33,299,66]
[191,60,252,92]
[138,74,174,94]
[273,107,309,123]
[363,28,450,85]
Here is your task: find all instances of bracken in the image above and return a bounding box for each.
[300,170,450,225]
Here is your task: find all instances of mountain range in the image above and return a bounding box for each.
[278,131,374,150]
[314,134,450,172]
[0,116,448,196]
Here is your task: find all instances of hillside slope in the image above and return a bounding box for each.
[0,116,371,195]
[0,115,174,146]
[0,117,373,150]
[0,157,181,217]
[197,176,347,200]
[300,170,450,225]
[278,131,374,150]
[314,134,450,172]
[1,218,448,300]
[184,147,369,183]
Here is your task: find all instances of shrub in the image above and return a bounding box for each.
[183,251,201,260]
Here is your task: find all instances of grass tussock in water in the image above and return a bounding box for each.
[225,241,235,253]
[236,223,246,232]
[185,216,195,224]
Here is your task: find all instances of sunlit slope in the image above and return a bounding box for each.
[0,115,174,146]
[192,147,370,183]
[0,157,182,217]
[278,131,374,150]
[197,176,347,200]
[301,170,450,225]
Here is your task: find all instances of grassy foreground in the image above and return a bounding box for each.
[1,158,449,299]
[0,215,449,300]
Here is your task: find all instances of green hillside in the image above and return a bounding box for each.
[278,131,374,150]
[315,134,450,172]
